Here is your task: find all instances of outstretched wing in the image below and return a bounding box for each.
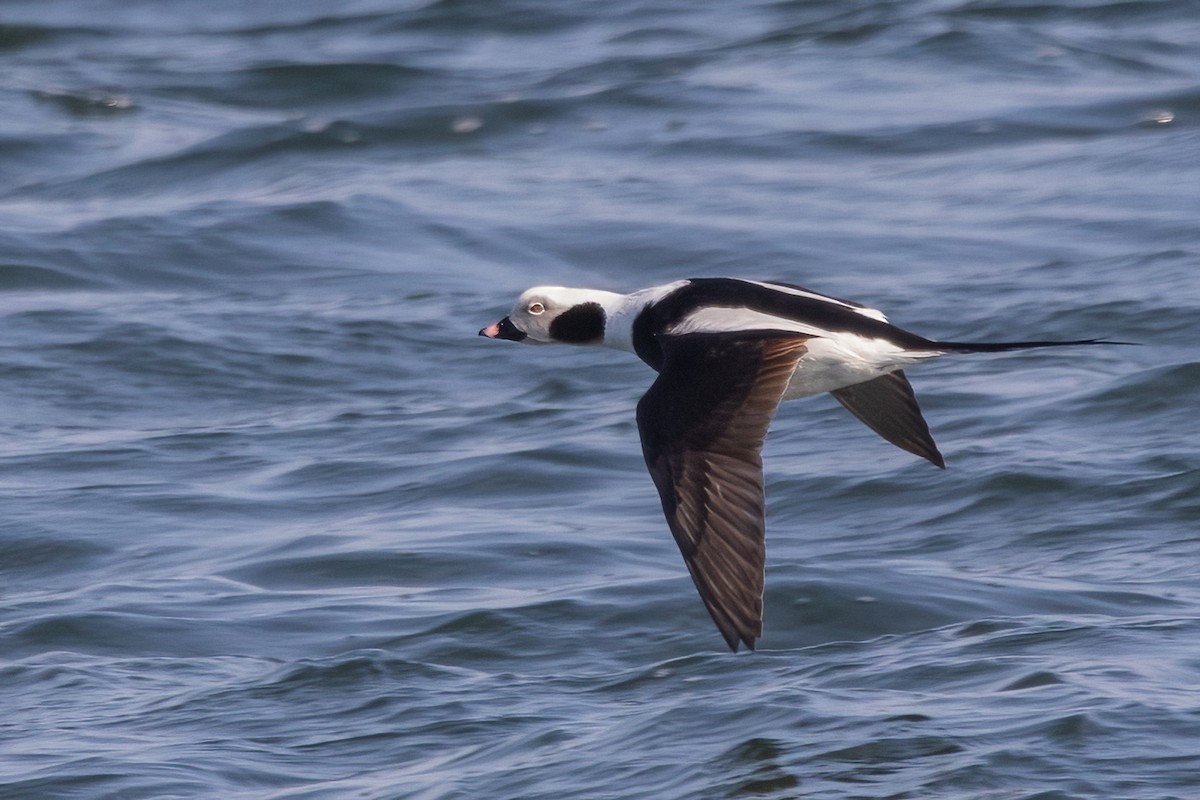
[830,370,945,468]
[636,334,810,651]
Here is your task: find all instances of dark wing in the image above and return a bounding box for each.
[636,334,810,652]
[829,370,944,468]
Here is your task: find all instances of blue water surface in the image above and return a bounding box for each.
[1,1,1199,798]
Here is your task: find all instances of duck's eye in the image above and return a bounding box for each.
[528,302,545,315]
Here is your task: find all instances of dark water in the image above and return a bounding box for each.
[2,1,1199,797]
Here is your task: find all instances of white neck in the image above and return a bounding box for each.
[600,280,688,353]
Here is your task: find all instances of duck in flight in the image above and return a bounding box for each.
[480,278,1114,651]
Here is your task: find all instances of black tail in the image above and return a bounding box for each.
[934,338,1134,354]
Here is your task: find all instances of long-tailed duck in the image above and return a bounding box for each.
[480,277,1115,651]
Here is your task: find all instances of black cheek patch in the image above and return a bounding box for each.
[549,302,606,344]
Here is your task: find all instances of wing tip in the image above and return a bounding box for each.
[723,633,758,653]
[925,447,946,469]
[711,614,759,652]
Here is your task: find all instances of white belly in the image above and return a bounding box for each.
[783,334,941,399]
